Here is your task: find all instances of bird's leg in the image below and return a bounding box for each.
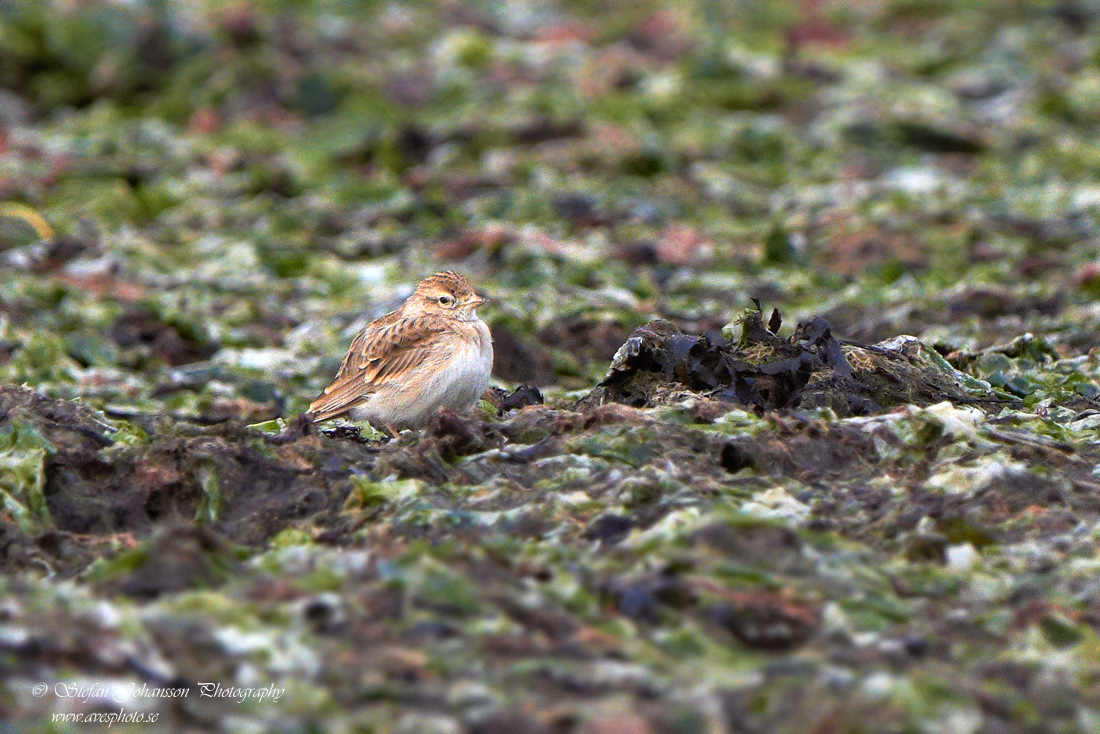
[385,424,400,439]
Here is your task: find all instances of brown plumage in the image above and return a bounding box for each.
[307,272,493,431]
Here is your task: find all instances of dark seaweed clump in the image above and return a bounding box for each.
[583,310,986,417]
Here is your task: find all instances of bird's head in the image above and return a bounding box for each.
[409,271,487,320]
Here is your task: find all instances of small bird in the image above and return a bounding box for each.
[307,272,493,433]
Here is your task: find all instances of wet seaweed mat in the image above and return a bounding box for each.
[5,314,1100,732]
[6,0,1100,732]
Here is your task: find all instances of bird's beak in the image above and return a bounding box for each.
[468,295,488,309]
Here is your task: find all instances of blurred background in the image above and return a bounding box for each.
[0,0,1095,420]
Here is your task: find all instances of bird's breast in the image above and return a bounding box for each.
[450,320,492,382]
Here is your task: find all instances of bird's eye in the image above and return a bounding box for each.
[438,295,454,306]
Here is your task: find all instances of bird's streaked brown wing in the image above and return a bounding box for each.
[308,314,449,422]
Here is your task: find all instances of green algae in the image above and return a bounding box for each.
[193,460,221,524]
[0,420,54,533]
[345,477,423,511]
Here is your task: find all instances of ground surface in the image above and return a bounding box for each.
[4,1,1100,732]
